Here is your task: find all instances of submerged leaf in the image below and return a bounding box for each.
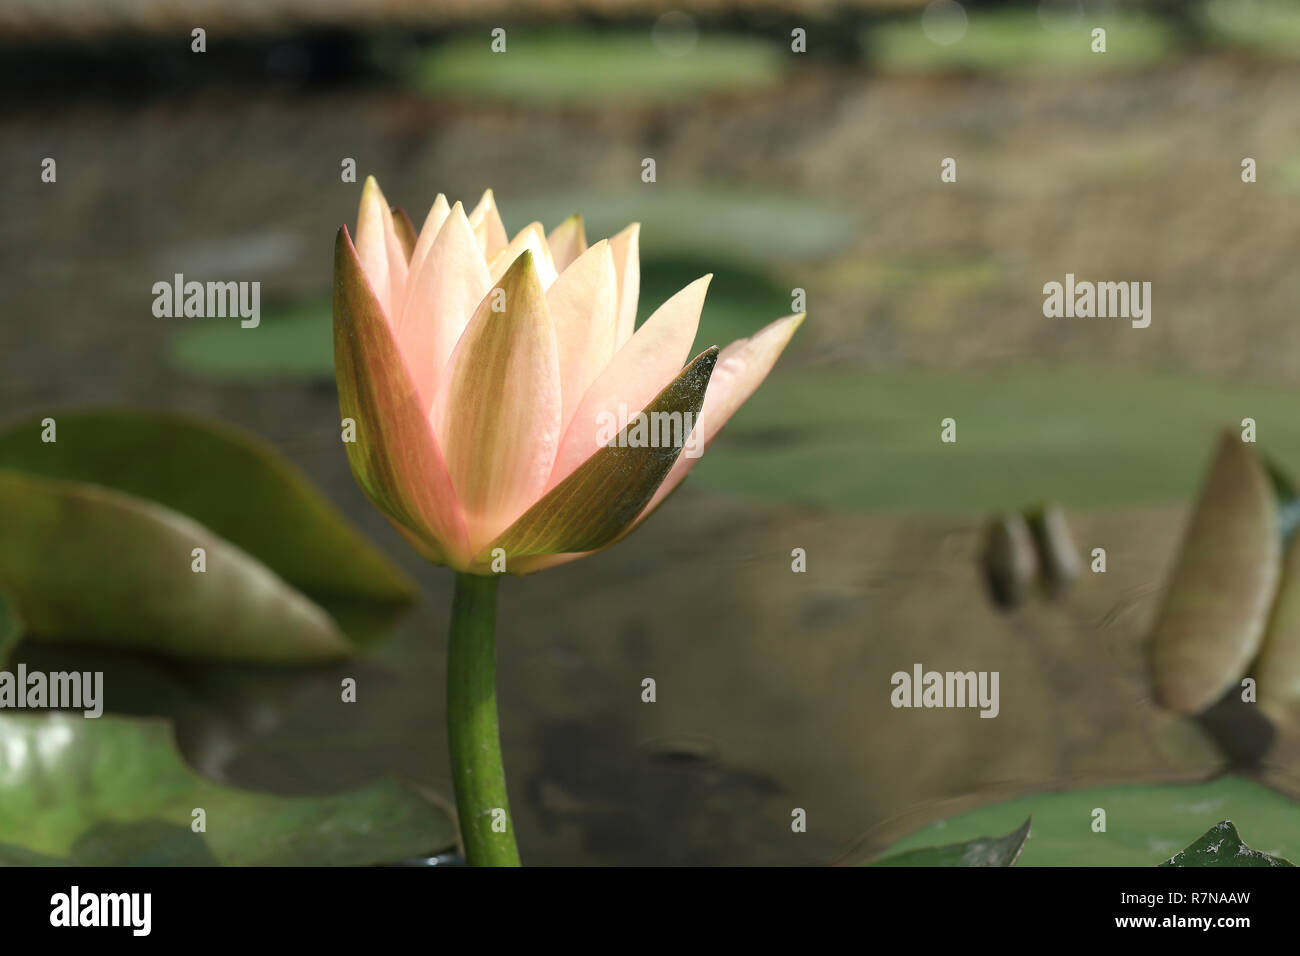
[0,470,351,664]
[1159,820,1294,867]
[0,714,456,865]
[1152,432,1280,714]
[0,409,415,604]
[869,818,1031,867]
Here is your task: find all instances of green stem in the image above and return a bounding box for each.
[446,571,520,866]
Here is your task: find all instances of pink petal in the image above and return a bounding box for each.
[405,193,451,289]
[548,275,710,488]
[433,251,563,553]
[548,240,619,428]
[468,189,509,259]
[609,223,641,346]
[396,202,492,414]
[547,214,588,272]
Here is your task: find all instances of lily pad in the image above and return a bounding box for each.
[501,190,858,266]
[867,8,1177,74]
[0,470,351,664]
[1160,820,1294,867]
[405,29,784,107]
[0,714,456,865]
[0,409,415,603]
[869,776,1298,867]
[169,301,335,382]
[870,818,1030,867]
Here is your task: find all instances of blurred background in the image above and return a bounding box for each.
[2,0,1300,865]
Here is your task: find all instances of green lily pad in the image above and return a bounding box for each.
[0,470,351,664]
[0,714,456,865]
[501,190,858,266]
[0,591,21,666]
[1204,0,1300,61]
[0,409,415,604]
[1160,820,1294,867]
[405,29,784,106]
[867,8,1177,74]
[870,818,1030,867]
[169,300,335,382]
[870,776,1299,867]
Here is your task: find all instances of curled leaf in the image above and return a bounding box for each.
[0,470,351,664]
[0,409,415,604]
[1153,432,1280,714]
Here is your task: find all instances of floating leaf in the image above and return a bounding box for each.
[869,818,1030,867]
[1159,820,1294,867]
[0,409,415,604]
[0,591,20,666]
[0,714,456,865]
[406,30,785,107]
[0,471,351,664]
[867,776,1298,867]
[170,303,334,381]
[1152,432,1280,714]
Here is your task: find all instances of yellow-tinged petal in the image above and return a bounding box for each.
[643,313,806,515]
[397,202,492,414]
[468,188,509,259]
[547,214,588,273]
[486,347,718,565]
[434,251,562,553]
[609,222,641,346]
[548,240,619,428]
[489,222,559,289]
[333,226,472,568]
[549,275,710,489]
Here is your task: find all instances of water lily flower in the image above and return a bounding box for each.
[332,177,803,866]
[334,177,803,577]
